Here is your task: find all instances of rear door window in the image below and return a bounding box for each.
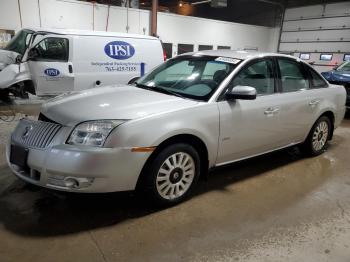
[278,59,309,92]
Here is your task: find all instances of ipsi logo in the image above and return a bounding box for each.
[104,41,135,60]
[44,68,60,77]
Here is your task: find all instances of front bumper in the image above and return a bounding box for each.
[6,125,152,193]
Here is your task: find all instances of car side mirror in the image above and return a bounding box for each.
[15,54,23,64]
[225,86,257,100]
[128,76,140,85]
[27,48,38,61]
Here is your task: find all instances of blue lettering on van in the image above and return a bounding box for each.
[104,41,135,60]
[44,68,60,77]
[140,62,145,76]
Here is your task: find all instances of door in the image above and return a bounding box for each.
[217,58,284,164]
[28,36,74,96]
[275,58,319,144]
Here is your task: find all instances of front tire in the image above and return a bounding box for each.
[142,143,200,206]
[301,116,331,156]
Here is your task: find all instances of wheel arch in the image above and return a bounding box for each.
[8,79,36,96]
[136,134,210,190]
[319,110,335,140]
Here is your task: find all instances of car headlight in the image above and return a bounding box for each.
[67,120,125,147]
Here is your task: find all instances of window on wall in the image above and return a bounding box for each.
[218,46,231,50]
[320,54,333,61]
[299,53,310,60]
[33,37,69,62]
[198,45,213,51]
[344,54,350,61]
[243,46,258,51]
[163,43,173,59]
[177,44,194,55]
[278,59,309,92]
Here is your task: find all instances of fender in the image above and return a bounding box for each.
[0,63,32,90]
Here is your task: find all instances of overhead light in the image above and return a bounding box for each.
[179,2,183,7]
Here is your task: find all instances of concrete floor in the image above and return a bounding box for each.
[1,103,350,262]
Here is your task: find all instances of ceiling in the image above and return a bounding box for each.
[87,0,350,27]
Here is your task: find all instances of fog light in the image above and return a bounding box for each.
[47,176,94,189]
[64,178,79,189]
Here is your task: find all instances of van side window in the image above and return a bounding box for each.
[34,38,69,62]
[278,59,309,92]
[229,59,275,95]
[308,68,328,88]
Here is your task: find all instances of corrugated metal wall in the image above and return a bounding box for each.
[279,2,350,73]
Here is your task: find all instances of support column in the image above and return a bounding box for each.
[151,0,158,36]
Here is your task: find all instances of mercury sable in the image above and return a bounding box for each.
[7,51,347,205]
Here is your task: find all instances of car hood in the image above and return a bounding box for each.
[41,85,199,126]
[0,49,18,70]
[322,70,350,82]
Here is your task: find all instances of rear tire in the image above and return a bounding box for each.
[301,116,331,156]
[140,143,200,206]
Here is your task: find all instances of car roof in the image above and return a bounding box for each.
[180,50,299,61]
[22,27,158,40]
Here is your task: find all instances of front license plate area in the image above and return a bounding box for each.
[10,145,29,172]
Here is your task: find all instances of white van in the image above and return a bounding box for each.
[0,28,165,97]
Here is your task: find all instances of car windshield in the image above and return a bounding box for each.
[135,56,240,101]
[5,29,34,55]
[336,61,350,71]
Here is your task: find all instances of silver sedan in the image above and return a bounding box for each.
[7,51,347,205]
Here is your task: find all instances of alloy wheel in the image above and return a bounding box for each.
[156,152,195,200]
[312,120,329,152]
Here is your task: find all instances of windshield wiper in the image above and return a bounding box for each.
[134,83,153,90]
[135,83,185,99]
[152,86,186,99]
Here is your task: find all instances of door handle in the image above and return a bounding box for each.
[264,107,280,115]
[309,100,320,106]
[68,64,73,74]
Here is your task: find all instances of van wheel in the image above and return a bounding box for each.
[142,143,200,206]
[301,116,331,156]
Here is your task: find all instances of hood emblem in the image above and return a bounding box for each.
[22,125,33,139]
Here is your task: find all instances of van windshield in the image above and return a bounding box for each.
[5,29,34,55]
[135,56,241,101]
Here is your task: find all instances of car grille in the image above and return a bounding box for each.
[11,118,62,149]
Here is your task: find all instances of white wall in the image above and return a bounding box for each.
[279,2,350,72]
[0,0,279,54]
[157,12,279,55]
